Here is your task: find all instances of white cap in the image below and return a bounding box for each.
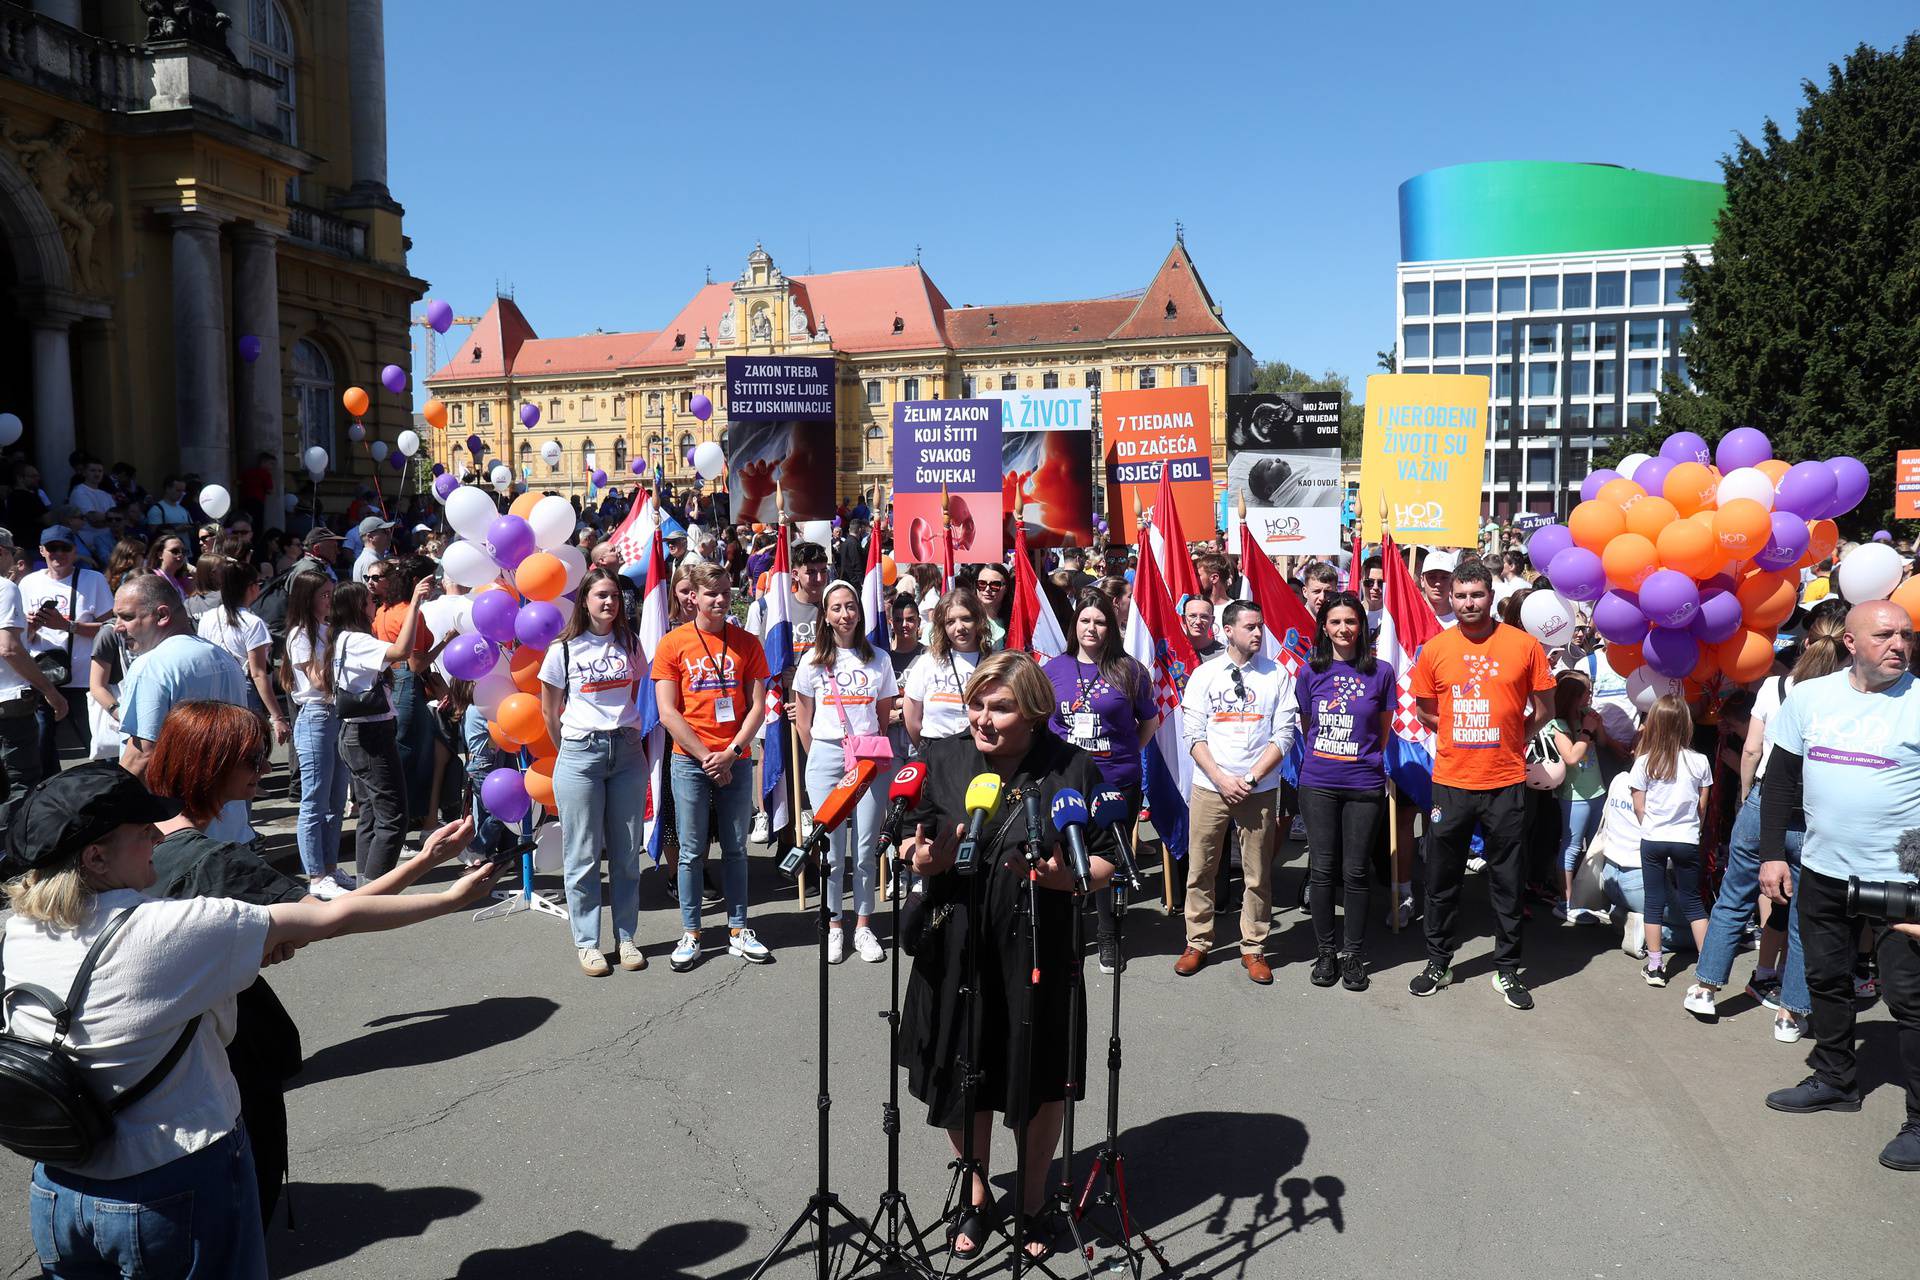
[1421,550,1458,576]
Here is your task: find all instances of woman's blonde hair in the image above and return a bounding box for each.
[962,651,1054,724]
[1635,693,1694,783]
[927,589,989,661]
[4,865,92,930]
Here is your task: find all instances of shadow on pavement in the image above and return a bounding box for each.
[291,996,560,1088]
[268,1180,482,1276]
[452,1220,753,1278]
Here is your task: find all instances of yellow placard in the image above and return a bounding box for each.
[1359,373,1490,547]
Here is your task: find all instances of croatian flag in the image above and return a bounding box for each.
[1238,523,1316,785]
[1123,535,1198,859]
[861,524,890,656]
[759,527,793,831]
[634,517,670,864]
[1376,534,1441,809]
[1144,461,1204,609]
[1007,521,1068,661]
[603,488,655,570]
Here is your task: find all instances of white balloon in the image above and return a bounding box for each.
[1626,665,1682,713]
[539,440,562,466]
[692,441,725,479]
[283,493,299,510]
[1836,541,1903,603]
[489,465,512,488]
[347,422,366,443]
[552,544,588,594]
[800,520,832,548]
[199,484,231,520]
[397,429,421,458]
[0,413,22,447]
[529,495,576,550]
[1520,589,1578,647]
[1618,452,1653,480]
[370,440,389,463]
[441,538,502,589]
[1716,466,1775,511]
[532,821,564,873]
[473,665,516,717]
[444,486,498,541]
[303,446,328,473]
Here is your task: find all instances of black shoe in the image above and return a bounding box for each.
[1492,970,1534,1011]
[1880,1122,1920,1171]
[1309,947,1339,987]
[1766,1075,1863,1114]
[1341,953,1369,992]
[1408,961,1452,997]
[1096,935,1124,975]
[949,1202,995,1259]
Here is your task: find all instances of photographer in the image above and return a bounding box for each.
[1,762,495,1277]
[1760,601,1920,1172]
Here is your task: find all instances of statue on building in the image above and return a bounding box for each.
[750,306,772,342]
[787,295,809,338]
[718,306,736,342]
[0,118,114,294]
[141,0,232,48]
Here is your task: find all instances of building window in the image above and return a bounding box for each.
[865,425,885,465]
[578,439,594,475]
[1465,363,1492,384]
[1433,324,1462,359]
[1594,360,1618,395]
[1626,402,1655,430]
[677,391,692,414]
[902,377,920,401]
[548,398,563,423]
[1465,277,1493,314]
[646,433,663,470]
[1629,359,1658,394]
[863,380,881,406]
[1433,365,1461,375]
[1595,271,1625,308]
[961,376,975,397]
[1402,365,1428,377]
[1496,322,1515,357]
[1565,404,1591,434]
[1530,275,1559,311]
[477,403,492,426]
[612,438,626,472]
[1528,322,1556,356]
[1402,325,1430,359]
[1567,323,1590,354]
[1630,269,1660,308]
[580,397,597,422]
[1085,369,1101,391]
[1567,361,1590,396]
[611,395,625,418]
[1594,321,1620,354]
[246,0,297,144]
[1464,322,1493,358]
[1495,364,1515,398]
[1178,365,1199,386]
[1000,374,1017,391]
[677,432,694,460]
[1137,367,1159,390]
[1664,268,1688,306]
[450,402,465,427]
[518,442,532,474]
[1528,364,1556,398]
[1594,403,1620,433]
[291,339,334,460]
[646,392,662,417]
[1629,319,1660,351]
[1402,282,1430,317]
[1497,277,1526,312]
[1433,280,1462,315]
[1526,448,1555,484]
[1562,273,1592,309]
[1042,371,1058,389]
[1527,405,1557,434]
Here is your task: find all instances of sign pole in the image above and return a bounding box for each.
[777,479,809,907]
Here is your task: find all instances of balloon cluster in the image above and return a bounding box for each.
[1527,428,1873,708]
[435,487,586,821]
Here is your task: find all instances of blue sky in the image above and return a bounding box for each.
[389,3,1916,399]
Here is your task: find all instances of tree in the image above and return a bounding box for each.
[1249,360,1365,457]
[1621,35,1920,532]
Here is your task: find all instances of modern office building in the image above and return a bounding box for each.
[1395,162,1725,521]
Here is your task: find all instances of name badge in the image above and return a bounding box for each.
[1071,712,1099,742]
[714,696,737,724]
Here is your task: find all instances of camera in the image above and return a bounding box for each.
[1845,877,1920,924]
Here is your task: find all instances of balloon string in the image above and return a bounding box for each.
[359,432,391,521]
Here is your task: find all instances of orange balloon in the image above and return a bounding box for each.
[1715,628,1776,683]
[1755,459,1791,485]
[1802,519,1839,568]
[475,581,523,604]
[1712,498,1771,560]
[1622,495,1678,543]
[1891,575,1920,630]
[342,386,369,418]
[509,491,543,521]
[881,555,898,588]
[1688,647,1722,684]
[515,552,566,601]
[509,644,545,693]
[1655,518,1718,578]
[1596,478,1647,513]
[525,758,556,808]
[1662,462,1718,515]
[1687,508,1717,530]
[1736,571,1797,629]
[496,692,545,745]
[1601,533,1660,591]
[525,721,558,760]
[487,719,515,752]
[1569,499,1627,552]
[1606,642,1644,676]
[422,398,449,430]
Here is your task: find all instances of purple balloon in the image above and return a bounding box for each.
[486,514,536,569]
[1822,456,1870,520]
[1659,431,1712,466]
[471,588,521,645]
[387,453,406,471]
[519,402,540,428]
[466,434,484,454]
[1528,523,1574,569]
[442,633,499,682]
[1643,626,1700,680]
[1579,470,1621,503]
[1547,546,1607,602]
[427,299,454,334]
[515,600,565,649]
[480,767,531,823]
[237,335,261,364]
[592,469,608,487]
[1639,569,1701,629]
[1752,511,1811,572]
[630,459,647,476]
[689,393,713,422]
[1715,426,1771,472]
[1874,530,1894,543]
[1592,589,1649,645]
[1688,588,1744,644]
[685,449,695,466]
[1775,460,1837,518]
[1700,571,1738,596]
[380,364,407,395]
[1633,455,1677,496]
[433,473,460,500]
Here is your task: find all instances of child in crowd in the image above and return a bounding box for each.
[1629,695,1714,986]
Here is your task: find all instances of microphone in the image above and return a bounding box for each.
[1050,789,1093,893]
[953,773,1002,876]
[875,761,928,863]
[1090,788,1143,894]
[1900,828,1920,880]
[778,758,880,877]
[1022,789,1047,861]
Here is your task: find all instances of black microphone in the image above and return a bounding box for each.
[1900,828,1920,879]
[1050,789,1093,894]
[1022,789,1047,863]
[953,774,1002,876]
[1090,788,1143,894]
[875,761,928,863]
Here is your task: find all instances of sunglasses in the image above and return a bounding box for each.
[1227,666,1250,702]
[976,578,1006,591]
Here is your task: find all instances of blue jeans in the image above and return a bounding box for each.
[292,701,349,879]
[1599,862,1684,948]
[1696,786,1809,1014]
[670,752,752,931]
[1559,794,1603,874]
[461,705,513,858]
[31,1125,264,1279]
[803,739,889,922]
[551,727,646,951]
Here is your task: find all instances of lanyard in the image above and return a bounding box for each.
[945,650,977,699]
[1070,656,1101,715]
[690,621,732,692]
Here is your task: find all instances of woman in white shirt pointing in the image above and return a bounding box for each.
[540,567,648,978]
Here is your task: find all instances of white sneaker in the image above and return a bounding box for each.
[1466,855,1487,874]
[729,927,773,964]
[1683,984,1717,1020]
[578,947,611,977]
[827,927,847,965]
[329,869,358,890]
[1622,912,1647,958]
[1773,1010,1805,1043]
[749,813,771,844]
[798,814,815,840]
[853,926,885,963]
[670,931,701,972]
[308,874,348,900]
[1288,816,1307,841]
[1385,896,1415,929]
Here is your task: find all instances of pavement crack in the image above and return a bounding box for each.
[9,1249,37,1279]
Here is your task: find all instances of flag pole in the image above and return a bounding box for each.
[1380,490,1407,934]
[778,478,809,907]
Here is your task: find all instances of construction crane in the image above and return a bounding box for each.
[409,309,482,386]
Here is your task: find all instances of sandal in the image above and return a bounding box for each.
[1017,1211,1062,1263]
[949,1202,994,1259]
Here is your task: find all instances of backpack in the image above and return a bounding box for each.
[252,566,298,660]
[0,905,202,1165]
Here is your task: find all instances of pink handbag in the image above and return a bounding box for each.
[829,677,892,765]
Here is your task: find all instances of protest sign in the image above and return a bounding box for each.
[1103,386,1215,545]
[892,398,1005,565]
[725,356,836,421]
[985,388,1094,548]
[726,420,836,522]
[1358,373,1490,546]
[1898,449,1920,520]
[1224,392,1343,554]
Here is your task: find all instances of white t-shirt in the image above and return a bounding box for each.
[1597,771,1643,868]
[0,578,30,703]
[352,546,386,583]
[196,607,270,670]
[793,647,898,740]
[1749,673,1792,782]
[1629,748,1712,843]
[332,630,395,721]
[903,649,981,741]
[67,482,114,516]
[285,625,329,706]
[1,889,270,1180]
[20,567,112,677]
[538,630,641,736]
[1179,651,1299,794]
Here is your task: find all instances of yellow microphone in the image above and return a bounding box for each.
[954,773,1003,876]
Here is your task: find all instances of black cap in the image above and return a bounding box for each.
[3,761,180,873]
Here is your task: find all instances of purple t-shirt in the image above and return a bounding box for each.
[1296,659,1397,791]
[1042,653,1158,793]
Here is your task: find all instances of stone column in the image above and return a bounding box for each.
[169,211,232,482]
[29,315,76,499]
[346,0,389,195]
[230,224,286,486]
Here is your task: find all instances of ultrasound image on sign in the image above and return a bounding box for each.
[1226,392,1344,554]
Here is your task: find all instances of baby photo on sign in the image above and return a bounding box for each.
[726,421,836,522]
[1225,393,1344,510]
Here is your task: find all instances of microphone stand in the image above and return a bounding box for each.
[938,835,1007,1275]
[1046,846,1095,1277]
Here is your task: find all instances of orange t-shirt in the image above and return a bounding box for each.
[650,620,770,757]
[1409,622,1554,790]
[372,603,434,667]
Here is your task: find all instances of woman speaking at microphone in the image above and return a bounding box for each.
[898,651,1118,1262]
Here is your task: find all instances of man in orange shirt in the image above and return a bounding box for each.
[1407,560,1555,1010]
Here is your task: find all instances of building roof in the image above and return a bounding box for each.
[513,331,660,375]
[790,265,952,351]
[1108,240,1231,340]
[943,296,1140,349]
[432,296,536,382]
[1397,161,1725,262]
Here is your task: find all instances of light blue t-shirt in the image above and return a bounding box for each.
[119,633,253,843]
[1769,669,1920,882]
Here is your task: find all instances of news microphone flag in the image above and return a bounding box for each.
[861,520,890,656]
[1376,533,1441,810]
[1145,458,1204,610]
[1123,528,1198,860]
[633,512,670,864]
[758,526,793,831]
[1006,520,1068,662]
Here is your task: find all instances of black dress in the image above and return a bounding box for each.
[900,731,1117,1131]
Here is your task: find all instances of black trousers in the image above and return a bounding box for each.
[1799,868,1920,1121]
[1301,785,1384,956]
[1091,784,1143,941]
[1423,782,1526,972]
[339,717,406,881]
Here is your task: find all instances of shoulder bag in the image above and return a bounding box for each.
[334,637,391,719]
[828,657,892,764]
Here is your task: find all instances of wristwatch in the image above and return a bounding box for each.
[1241,771,1258,788]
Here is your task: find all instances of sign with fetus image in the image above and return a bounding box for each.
[726,420,837,522]
[986,388,1095,549]
[892,398,1005,566]
[1225,391,1344,555]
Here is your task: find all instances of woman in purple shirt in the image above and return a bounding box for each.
[1295,591,1396,992]
[1041,589,1159,974]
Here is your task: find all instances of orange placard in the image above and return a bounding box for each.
[1102,385,1215,545]
[1897,449,1920,520]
